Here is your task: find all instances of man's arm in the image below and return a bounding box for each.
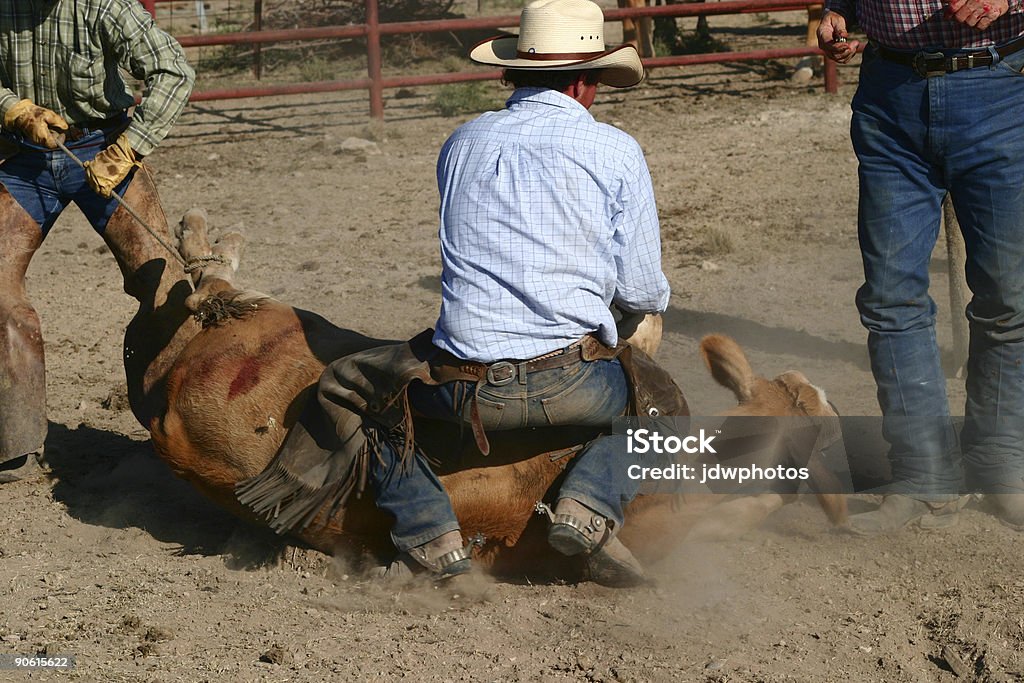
[102,0,195,157]
[613,148,671,315]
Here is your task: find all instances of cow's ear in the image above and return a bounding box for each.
[776,371,828,414]
[700,334,754,402]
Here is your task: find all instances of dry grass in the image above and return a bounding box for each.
[703,224,737,256]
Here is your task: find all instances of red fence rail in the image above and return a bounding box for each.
[141,0,840,117]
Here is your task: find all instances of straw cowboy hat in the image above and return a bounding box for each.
[469,0,644,88]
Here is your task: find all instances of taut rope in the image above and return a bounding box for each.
[54,138,227,274]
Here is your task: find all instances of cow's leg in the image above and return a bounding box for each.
[696,14,709,40]
[653,0,679,53]
[792,5,824,82]
[619,0,641,53]
[175,207,214,286]
[0,188,47,467]
[174,208,252,311]
[175,207,244,286]
[619,0,655,59]
[637,3,654,59]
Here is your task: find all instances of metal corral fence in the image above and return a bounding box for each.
[137,0,844,118]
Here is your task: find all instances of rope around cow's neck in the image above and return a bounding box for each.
[54,137,226,274]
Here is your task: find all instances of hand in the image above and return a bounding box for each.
[83,134,140,198]
[2,99,68,148]
[817,11,860,64]
[945,0,1009,30]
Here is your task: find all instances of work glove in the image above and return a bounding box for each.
[84,134,140,198]
[2,99,68,148]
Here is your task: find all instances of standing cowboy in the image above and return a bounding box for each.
[366,0,670,584]
[819,0,1024,531]
[0,0,194,483]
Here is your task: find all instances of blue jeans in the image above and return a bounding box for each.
[0,125,135,236]
[369,356,631,551]
[852,44,1024,498]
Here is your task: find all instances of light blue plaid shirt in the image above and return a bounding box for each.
[433,87,670,363]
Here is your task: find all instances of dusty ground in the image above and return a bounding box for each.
[2,7,1022,683]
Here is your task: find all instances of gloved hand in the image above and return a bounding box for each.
[84,134,140,198]
[2,99,68,148]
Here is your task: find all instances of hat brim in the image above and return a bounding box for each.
[469,35,644,88]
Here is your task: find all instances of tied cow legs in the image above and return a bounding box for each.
[174,207,249,310]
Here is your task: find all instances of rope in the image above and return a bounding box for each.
[53,138,188,268]
[184,254,230,273]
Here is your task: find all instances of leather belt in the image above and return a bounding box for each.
[65,116,128,142]
[875,35,1024,78]
[460,340,586,387]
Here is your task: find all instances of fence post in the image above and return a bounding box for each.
[253,0,263,79]
[141,0,156,18]
[366,0,384,119]
[823,57,837,93]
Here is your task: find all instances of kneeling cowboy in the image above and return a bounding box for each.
[239,0,673,585]
[368,0,670,584]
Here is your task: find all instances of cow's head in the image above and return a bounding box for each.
[700,334,835,419]
[699,333,846,525]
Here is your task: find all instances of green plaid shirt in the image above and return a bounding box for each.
[0,0,195,156]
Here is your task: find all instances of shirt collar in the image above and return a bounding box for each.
[505,87,592,116]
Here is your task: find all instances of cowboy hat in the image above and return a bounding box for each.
[469,0,644,88]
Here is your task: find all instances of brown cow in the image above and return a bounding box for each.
[108,208,844,582]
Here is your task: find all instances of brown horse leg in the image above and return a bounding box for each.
[0,188,47,463]
[639,15,654,59]
[619,0,655,59]
[100,167,200,428]
[619,0,641,53]
[793,5,824,82]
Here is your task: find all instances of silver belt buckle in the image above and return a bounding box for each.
[912,50,947,78]
[486,361,517,386]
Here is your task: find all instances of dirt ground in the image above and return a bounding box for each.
[2,7,1023,683]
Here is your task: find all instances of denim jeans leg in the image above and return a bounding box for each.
[550,360,633,526]
[942,56,1024,491]
[851,53,961,499]
[368,437,461,552]
[557,434,637,529]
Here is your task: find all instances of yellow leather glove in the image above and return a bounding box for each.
[3,99,68,148]
[84,134,140,198]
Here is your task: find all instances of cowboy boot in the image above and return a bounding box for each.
[846,494,965,535]
[0,450,42,485]
[546,498,647,588]
[987,494,1024,530]
[983,481,1024,531]
[376,530,473,581]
